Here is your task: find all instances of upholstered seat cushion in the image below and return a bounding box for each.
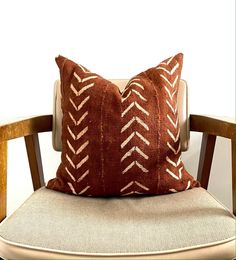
[0,187,235,260]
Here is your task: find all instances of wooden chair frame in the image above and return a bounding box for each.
[0,114,235,222]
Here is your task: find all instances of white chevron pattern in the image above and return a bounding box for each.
[64,69,97,192]
[122,160,149,174]
[156,63,179,75]
[67,182,90,195]
[122,79,143,95]
[66,154,89,169]
[121,101,149,117]
[120,79,150,181]
[70,83,94,96]
[167,129,180,142]
[166,156,181,167]
[165,87,177,101]
[120,180,149,192]
[69,111,88,126]
[129,82,144,90]
[73,72,97,83]
[67,140,89,155]
[167,114,178,128]
[70,96,90,111]
[167,142,181,155]
[67,126,88,140]
[166,100,177,114]
[121,146,149,162]
[121,131,150,148]
[166,166,183,180]
[160,74,179,88]
[121,116,149,133]
[160,57,184,183]
[122,89,147,102]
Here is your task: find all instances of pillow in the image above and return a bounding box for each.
[47,53,200,196]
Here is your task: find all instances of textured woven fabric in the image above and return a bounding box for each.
[0,187,235,257]
[52,79,190,152]
[47,53,199,196]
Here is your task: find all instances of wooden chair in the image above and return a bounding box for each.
[0,80,235,259]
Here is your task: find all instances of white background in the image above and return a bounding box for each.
[0,0,234,214]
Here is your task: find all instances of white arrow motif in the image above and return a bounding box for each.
[73,72,82,83]
[67,126,88,140]
[166,100,177,114]
[122,89,147,102]
[69,96,90,112]
[122,101,149,117]
[121,116,149,133]
[156,63,179,75]
[71,83,94,96]
[166,156,181,167]
[167,114,178,128]
[121,131,150,148]
[69,111,88,126]
[121,146,149,162]
[160,74,179,88]
[166,56,174,65]
[167,142,181,155]
[120,181,149,192]
[67,140,89,155]
[167,129,180,142]
[82,75,98,82]
[166,168,179,180]
[166,166,182,180]
[164,87,177,101]
[122,161,149,174]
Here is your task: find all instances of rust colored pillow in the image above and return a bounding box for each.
[47,53,200,196]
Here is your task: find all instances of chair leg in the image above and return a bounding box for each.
[232,140,236,216]
[197,133,216,189]
[24,134,45,191]
[0,141,7,222]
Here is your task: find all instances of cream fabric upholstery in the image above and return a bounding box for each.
[0,187,235,259]
[52,79,189,152]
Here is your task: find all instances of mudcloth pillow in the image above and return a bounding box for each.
[47,53,200,196]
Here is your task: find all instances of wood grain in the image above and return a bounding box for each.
[0,141,7,222]
[190,114,236,139]
[0,115,52,142]
[197,133,216,189]
[25,134,45,190]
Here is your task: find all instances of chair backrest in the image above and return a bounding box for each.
[52,79,189,152]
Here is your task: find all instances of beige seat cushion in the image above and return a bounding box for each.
[0,187,235,259]
[52,79,189,152]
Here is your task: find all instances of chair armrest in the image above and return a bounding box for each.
[0,115,53,142]
[0,115,53,221]
[190,114,236,215]
[190,114,236,139]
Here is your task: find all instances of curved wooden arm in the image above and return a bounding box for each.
[0,115,53,142]
[190,114,236,215]
[0,115,53,221]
